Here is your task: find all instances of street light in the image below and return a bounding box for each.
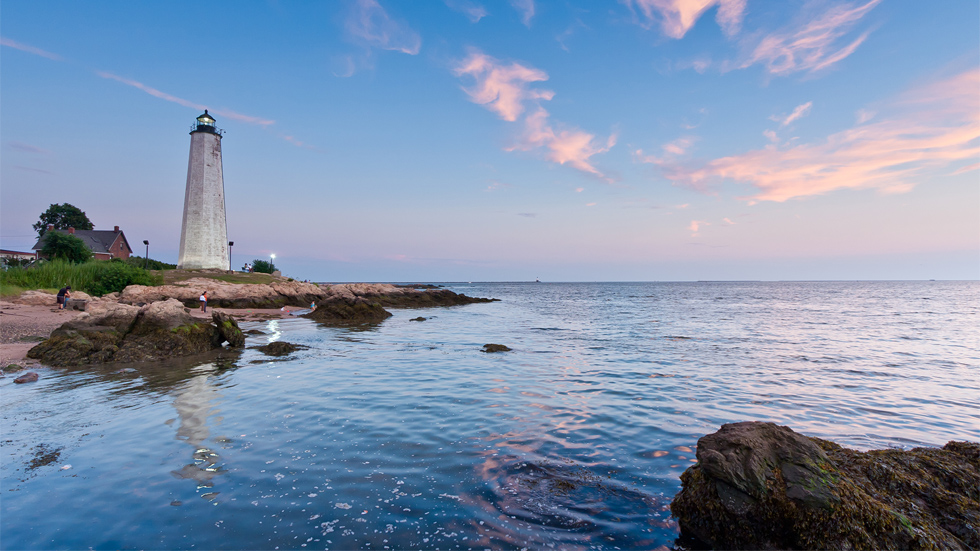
[142,240,149,269]
[228,241,234,271]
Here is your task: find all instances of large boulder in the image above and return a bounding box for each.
[302,296,393,326]
[12,290,57,306]
[671,421,980,550]
[28,299,244,366]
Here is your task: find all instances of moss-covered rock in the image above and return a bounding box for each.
[254,341,309,356]
[213,311,245,348]
[302,297,393,326]
[671,421,980,550]
[27,299,244,366]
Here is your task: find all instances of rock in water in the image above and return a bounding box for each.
[212,311,245,348]
[14,372,39,384]
[254,341,308,356]
[670,421,980,550]
[302,297,392,326]
[482,344,512,353]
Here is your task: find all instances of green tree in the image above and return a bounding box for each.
[33,203,94,237]
[251,259,277,274]
[40,232,93,263]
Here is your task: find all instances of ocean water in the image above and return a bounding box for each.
[2,281,978,550]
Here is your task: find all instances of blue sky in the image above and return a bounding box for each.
[2,0,977,281]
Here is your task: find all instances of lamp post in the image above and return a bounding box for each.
[143,240,149,269]
[228,241,234,271]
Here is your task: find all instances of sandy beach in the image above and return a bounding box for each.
[0,298,303,369]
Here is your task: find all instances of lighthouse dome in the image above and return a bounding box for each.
[196,110,216,126]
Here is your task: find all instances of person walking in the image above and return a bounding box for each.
[57,285,71,310]
[200,291,208,313]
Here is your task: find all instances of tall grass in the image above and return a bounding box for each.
[0,259,163,297]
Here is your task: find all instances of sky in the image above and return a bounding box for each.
[1,0,977,282]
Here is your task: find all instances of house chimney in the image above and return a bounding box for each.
[47,224,54,231]
[69,227,75,234]
[114,226,120,232]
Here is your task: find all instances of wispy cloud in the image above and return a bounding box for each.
[508,108,617,177]
[741,0,880,75]
[346,0,421,55]
[771,101,813,126]
[643,69,980,202]
[511,0,536,27]
[454,49,553,121]
[0,36,62,60]
[455,49,616,180]
[517,212,537,217]
[96,71,275,126]
[688,219,708,235]
[633,136,697,166]
[486,180,513,191]
[445,0,488,22]
[625,0,746,39]
[13,165,55,175]
[6,141,51,155]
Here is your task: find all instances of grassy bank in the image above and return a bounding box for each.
[0,259,163,297]
[160,269,278,285]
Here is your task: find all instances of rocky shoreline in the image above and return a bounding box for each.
[671,422,979,550]
[14,280,498,367]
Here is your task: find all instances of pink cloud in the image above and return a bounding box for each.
[688,219,709,235]
[455,50,614,178]
[454,50,553,121]
[626,0,746,39]
[742,0,880,75]
[0,37,62,60]
[97,71,275,127]
[648,69,980,202]
[509,108,616,178]
[510,0,535,27]
[346,0,421,55]
[634,136,696,167]
[952,163,979,176]
[771,101,813,126]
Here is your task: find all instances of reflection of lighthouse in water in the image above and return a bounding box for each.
[169,374,226,499]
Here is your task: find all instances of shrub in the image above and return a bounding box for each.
[124,256,177,270]
[39,232,93,263]
[251,259,277,274]
[0,259,163,297]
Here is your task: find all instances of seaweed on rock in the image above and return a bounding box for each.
[670,421,980,550]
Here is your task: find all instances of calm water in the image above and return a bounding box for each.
[2,281,978,550]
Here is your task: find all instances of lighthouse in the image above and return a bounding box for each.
[177,110,229,270]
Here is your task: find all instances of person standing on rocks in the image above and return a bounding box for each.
[199,291,208,313]
[57,285,71,310]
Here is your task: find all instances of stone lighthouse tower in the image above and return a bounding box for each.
[177,110,229,270]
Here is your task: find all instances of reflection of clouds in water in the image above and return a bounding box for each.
[170,373,226,488]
